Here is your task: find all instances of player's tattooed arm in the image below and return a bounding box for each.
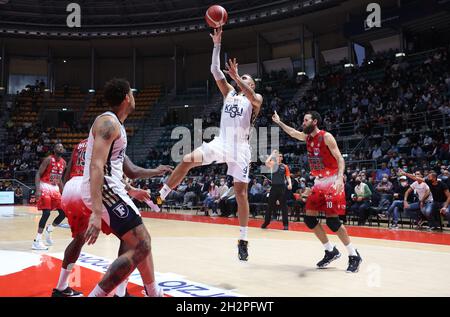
[99,118,117,140]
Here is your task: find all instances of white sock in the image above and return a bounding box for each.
[56,267,72,291]
[159,184,172,201]
[88,284,108,297]
[46,224,54,232]
[35,233,42,241]
[239,227,248,241]
[346,243,358,256]
[144,281,161,297]
[323,241,334,252]
[115,279,129,297]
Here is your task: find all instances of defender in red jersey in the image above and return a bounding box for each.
[272,111,362,273]
[32,143,67,251]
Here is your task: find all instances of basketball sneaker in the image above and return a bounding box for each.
[316,246,341,268]
[143,286,164,297]
[44,226,53,246]
[237,240,249,261]
[346,250,362,273]
[51,287,83,297]
[32,239,48,250]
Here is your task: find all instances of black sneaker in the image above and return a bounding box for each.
[283,226,288,230]
[316,247,341,268]
[51,287,83,297]
[346,250,362,273]
[238,240,249,261]
[261,222,269,229]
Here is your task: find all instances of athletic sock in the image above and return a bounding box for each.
[239,226,248,241]
[88,285,109,297]
[159,184,171,201]
[35,233,42,241]
[323,241,334,252]
[115,279,128,297]
[144,282,161,297]
[46,224,54,232]
[345,243,358,256]
[56,267,72,291]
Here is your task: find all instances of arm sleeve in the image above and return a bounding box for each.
[211,44,226,81]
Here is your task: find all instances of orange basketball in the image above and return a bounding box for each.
[205,5,228,28]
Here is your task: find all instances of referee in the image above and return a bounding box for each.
[261,150,292,230]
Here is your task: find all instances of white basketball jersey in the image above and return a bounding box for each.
[81,111,129,203]
[219,90,253,145]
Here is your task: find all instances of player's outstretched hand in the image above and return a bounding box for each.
[155,165,174,176]
[85,213,102,245]
[209,26,222,45]
[129,188,151,202]
[272,111,281,124]
[332,176,344,194]
[223,58,239,80]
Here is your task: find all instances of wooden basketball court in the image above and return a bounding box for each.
[1,205,450,297]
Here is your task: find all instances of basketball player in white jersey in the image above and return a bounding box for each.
[157,27,263,261]
[82,78,171,297]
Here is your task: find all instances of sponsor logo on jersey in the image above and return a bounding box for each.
[224,104,243,118]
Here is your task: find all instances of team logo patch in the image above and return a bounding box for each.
[113,203,129,219]
[314,148,320,156]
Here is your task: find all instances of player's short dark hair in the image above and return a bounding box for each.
[104,78,130,108]
[305,111,322,126]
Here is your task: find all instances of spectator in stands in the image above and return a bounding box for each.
[249,178,264,202]
[350,175,372,225]
[14,185,23,204]
[372,145,382,160]
[202,180,220,216]
[383,175,411,228]
[411,143,425,158]
[218,180,236,217]
[423,172,450,230]
[397,134,410,149]
[400,170,434,229]
[376,162,391,182]
[183,179,201,207]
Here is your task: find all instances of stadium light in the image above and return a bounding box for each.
[184,105,189,108]
[62,108,67,111]
[367,60,374,65]
[395,52,406,58]
[297,72,306,76]
[254,78,262,82]
[131,88,138,93]
[63,60,67,63]
[44,88,50,92]
[344,63,354,68]
[88,89,95,93]
[0,87,5,90]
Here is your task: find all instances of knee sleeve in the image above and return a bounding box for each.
[326,217,342,232]
[39,210,51,229]
[304,215,319,229]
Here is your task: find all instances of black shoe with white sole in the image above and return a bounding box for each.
[317,246,341,268]
[51,287,83,297]
[346,250,362,273]
[238,240,249,261]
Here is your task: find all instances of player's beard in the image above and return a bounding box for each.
[303,124,315,135]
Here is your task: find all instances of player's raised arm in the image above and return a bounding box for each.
[85,116,120,245]
[272,111,306,141]
[224,58,263,110]
[210,27,234,98]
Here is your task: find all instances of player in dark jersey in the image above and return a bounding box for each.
[273,111,362,273]
[32,143,66,251]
